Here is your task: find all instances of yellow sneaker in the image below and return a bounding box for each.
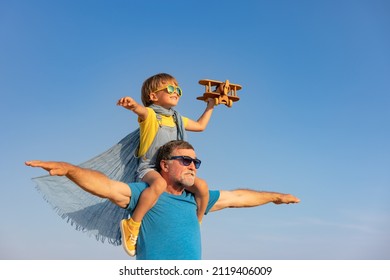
[120,218,141,256]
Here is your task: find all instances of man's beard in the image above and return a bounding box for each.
[175,171,196,188]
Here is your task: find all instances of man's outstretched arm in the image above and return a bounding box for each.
[25,160,131,208]
[210,189,300,212]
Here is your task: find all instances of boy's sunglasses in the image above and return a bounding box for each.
[154,85,182,96]
[168,156,201,169]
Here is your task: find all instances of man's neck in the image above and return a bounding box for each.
[165,184,185,195]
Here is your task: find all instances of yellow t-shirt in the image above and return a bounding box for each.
[138,107,188,157]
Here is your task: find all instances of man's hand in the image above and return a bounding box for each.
[25,160,71,176]
[273,194,300,204]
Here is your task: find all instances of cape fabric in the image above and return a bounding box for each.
[32,129,141,245]
[32,106,188,246]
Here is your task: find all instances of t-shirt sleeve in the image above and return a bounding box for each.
[182,116,189,127]
[205,190,220,214]
[126,182,148,213]
[138,108,159,157]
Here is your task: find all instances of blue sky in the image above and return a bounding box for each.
[1,0,389,260]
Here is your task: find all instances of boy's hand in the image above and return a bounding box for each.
[117,96,138,110]
[117,96,148,121]
[214,83,224,94]
[206,98,216,108]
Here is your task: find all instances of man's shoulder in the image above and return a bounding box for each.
[204,190,219,214]
[127,182,149,211]
[129,182,148,198]
[129,181,148,190]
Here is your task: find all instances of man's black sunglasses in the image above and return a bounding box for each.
[168,156,201,169]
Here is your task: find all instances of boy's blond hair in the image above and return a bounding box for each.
[141,73,178,106]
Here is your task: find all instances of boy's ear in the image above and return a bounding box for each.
[149,92,158,102]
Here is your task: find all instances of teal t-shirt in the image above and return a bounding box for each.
[127,182,220,260]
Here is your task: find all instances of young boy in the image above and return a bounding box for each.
[117,73,216,256]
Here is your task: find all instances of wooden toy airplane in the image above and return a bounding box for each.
[197,79,242,107]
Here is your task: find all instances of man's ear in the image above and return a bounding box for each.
[160,160,169,172]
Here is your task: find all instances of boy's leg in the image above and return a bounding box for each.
[121,171,167,256]
[185,177,209,222]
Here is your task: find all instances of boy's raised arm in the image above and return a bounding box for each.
[185,99,216,132]
[117,96,149,121]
